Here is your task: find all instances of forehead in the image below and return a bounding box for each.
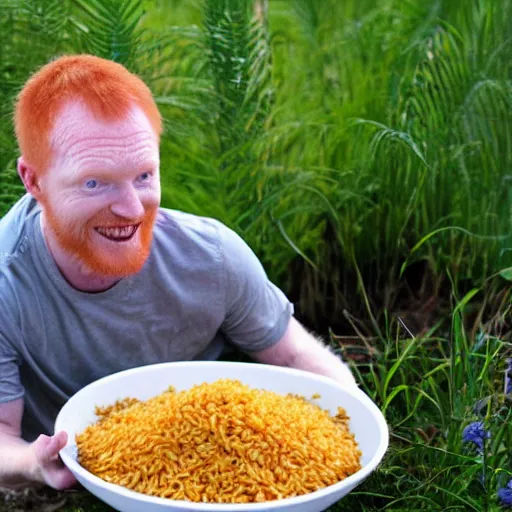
[50,100,158,170]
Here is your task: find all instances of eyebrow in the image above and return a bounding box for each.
[70,162,158,183]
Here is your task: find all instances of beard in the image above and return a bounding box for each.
[40,198,158,278]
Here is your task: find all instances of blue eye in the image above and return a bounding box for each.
[86,179,97,189]
[139,172,150,181]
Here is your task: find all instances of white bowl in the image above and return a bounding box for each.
[56,361,388,512]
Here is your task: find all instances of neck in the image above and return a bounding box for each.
[40,214,121,292]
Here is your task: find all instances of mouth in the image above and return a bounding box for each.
[95,223,141,242]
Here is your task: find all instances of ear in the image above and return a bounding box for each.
[17,157,43,200]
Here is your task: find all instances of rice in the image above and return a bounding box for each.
[76,379,362,503]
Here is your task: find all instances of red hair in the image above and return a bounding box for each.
[14,54,162,174]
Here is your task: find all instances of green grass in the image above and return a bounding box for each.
[1,0,510,327]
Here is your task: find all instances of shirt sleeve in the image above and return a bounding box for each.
[218,223,294,353]
[0,309,24,404]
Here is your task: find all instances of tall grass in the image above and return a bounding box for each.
[330,288,512,511]
[260,0,511,328]
[2,0,508,331]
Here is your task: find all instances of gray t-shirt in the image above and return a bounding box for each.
[0,194,293,441]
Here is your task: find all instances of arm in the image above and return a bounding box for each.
[216,223,356,385]
[252,316,358,388]
[0,303,76,490]
[0,398,76,490]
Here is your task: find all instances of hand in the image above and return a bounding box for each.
[30,431,77,490]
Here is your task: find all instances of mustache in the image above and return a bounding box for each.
[93,221,142,228]
[89,211,146,227]
[39,198,158,243]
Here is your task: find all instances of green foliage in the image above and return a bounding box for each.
[328,289,512,511]
[264,0,511,308]
[138,0,512,328]
[71,0,146,66]
[0,0,72,212]
[1,0,510,329]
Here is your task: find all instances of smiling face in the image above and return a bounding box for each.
[38,100,161,278]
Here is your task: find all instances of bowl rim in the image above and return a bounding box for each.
[56,361,389,511]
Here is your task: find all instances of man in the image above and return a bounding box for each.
[0,55,356,491]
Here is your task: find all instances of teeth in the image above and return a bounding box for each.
[97,225,137,239]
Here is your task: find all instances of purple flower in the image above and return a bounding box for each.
[498,480,512,508]
[462,421,490,452]
[505,359,512,395]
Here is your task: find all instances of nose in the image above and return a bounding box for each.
[110,185,145,220]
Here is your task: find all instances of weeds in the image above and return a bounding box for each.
[0,1,510,510]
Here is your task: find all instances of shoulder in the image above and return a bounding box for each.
[0,195,40,324]
[153,208,246,263]
[0,269,22,340]
[151,208,262,285]
[0,194,39,269]
[155,208,223,242]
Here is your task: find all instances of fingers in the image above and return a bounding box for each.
[43,432,66,462]
[28,432,76,490]
[33,431,68,464]
[31,432,77,490]
[50,431,68,456]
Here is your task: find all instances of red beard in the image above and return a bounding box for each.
[40,199,157,277]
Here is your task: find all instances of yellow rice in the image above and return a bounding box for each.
[76,379,362,503]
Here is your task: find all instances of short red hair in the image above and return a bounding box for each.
[14,54,162,174]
